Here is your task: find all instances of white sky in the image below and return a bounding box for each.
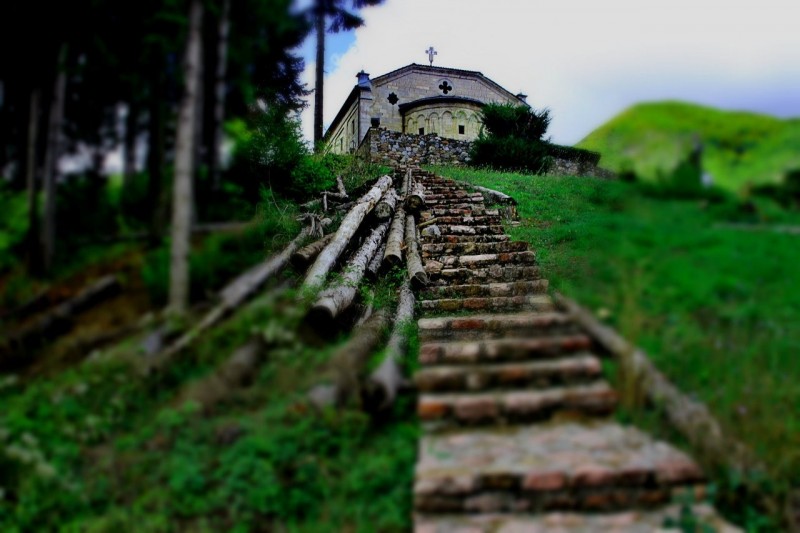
[296,0,800,146]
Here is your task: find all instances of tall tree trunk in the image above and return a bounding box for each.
[211,0,230,189]
[146,76,166,243]
[123,100,139,188]
[313,7,325,150]
[41,44,68,275]
[25,88,40,274]
[168,0,204,315]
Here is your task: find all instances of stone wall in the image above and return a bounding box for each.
[359,127,616,178]
[359,128,472,166]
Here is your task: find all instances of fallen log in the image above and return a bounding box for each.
[336,175,348,197]
[365,279,414,411]
[382,206,406,268]
[307,308,390,409]
[405,214,429,288]
[304,175,393,288]
[405,180,426,212]
[309,220,390,322]
[148,218,325,373]
[374,188,399,220]
[554,292,761,473]
[366,241,387,280]
[457,181,517,205]
[290,233,335,272]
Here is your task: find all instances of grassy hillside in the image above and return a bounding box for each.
[577,101,800,193]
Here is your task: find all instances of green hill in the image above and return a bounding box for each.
[577,101,800,193]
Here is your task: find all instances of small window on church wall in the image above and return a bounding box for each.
[419,127,425,135]
[458,125,465,135]
[339,138,343,152]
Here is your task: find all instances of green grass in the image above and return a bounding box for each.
[434,166,800,496]
[577,100,800,193]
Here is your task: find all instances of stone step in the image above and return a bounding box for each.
[418,312,582,342]
[419,334,593,365]
[427,207,500,217]
[420,294,554,314]
[426,197,485,206]
[421,280,547,300]
[414,421,706,513]
[434,225,505,236]
[421,215,503,226]
[415,354,603,393]
[425,251,536,273]
[417,381,618,428]
[414,504,740,532]
[424,202,487,211]
[422,234,510,244]
[426,192,484,201]
[429,265,542,285]
[422,240,528,258]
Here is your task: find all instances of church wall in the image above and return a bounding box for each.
[325,99,360,154]
[402,101,484,140]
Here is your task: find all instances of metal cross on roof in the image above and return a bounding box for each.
[425,46,437,66]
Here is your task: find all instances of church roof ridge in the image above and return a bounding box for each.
[371,63,485,83]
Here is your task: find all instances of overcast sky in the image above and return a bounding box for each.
[293,0,800,146]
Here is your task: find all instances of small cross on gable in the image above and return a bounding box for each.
[425,46,437,66]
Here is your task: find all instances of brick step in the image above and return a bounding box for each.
[419,334,593,365]
[420,215,503,226]
[425,251,537,273]
[422,234,510,244]
[422,240,528,258]
[414,421,706,513]
[421,280,548,300]
[418,381,618,429]
[420,294,554,314]
[429,265,542,285]
[418,312,582,342]
[414,504,739,531]
[415,354,603,393]
[427,208,499,217]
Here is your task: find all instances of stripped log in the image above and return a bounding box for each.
[309,220,390,321]
[365,279,414,410]
[307,309,391,409]
[405,214,429,288]
[374,188,399,220]
[291,234,335,272]
[554,292,760,473]
[405,180,426,212]
[336,175,348,197]
[401,168,412,196]
[457,181,517,205]
[366,241,387,280]
[382,206,406,268]
[304,175,393,288]
[148,218,325,373]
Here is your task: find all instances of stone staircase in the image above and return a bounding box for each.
[411,169,738,531]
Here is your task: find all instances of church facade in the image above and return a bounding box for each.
[323,63,528,154]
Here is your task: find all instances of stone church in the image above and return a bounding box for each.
[323,63,528,154]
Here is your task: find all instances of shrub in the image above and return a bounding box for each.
[288,155,336,198]
[479,103,551,141]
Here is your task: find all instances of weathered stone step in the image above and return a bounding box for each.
[433,225,505,236]
[429,265,542,285]
[418,381,618,428]
[414,421,706,513]
[426,197,484,206]
[420,294,554,314]
[422,240,528,258]
[424,202,486,211]
[427,208,499,217]
[422,234,510,244]
[419,334,593,365]
[414,504,740,532]
[418,312,581,342]
[425,251,536,273]
[421,215,503,226]
[426,192,484,201]
[415,354,603,393]
[421,280,547,301]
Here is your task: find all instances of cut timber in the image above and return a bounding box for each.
[304,175,393,287]
[405,180,426,212]
[366,279,415,410]
[148,221,321,373]
[366,241,387,280]
[310,220,390,321]
[336,174,348,196]
[290,233,335,272]
[456,181,516,205]
[405,214,429,288]
[554,292,760,476]
[308,309,391,409]
[383,205,406,268]
[374,188,399,220]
